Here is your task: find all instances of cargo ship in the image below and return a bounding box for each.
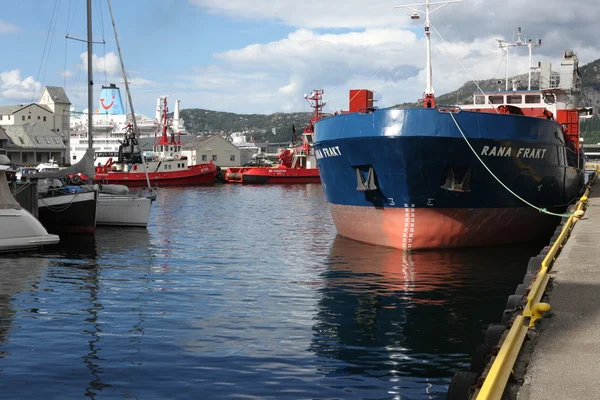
[223,90,323,184]
[313,1,587,250]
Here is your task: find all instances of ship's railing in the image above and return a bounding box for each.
[472,178,594,400]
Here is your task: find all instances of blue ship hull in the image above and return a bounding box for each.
[313,108,584,250]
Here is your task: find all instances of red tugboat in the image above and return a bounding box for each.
[224,90,325,184]
[95,98,217,187]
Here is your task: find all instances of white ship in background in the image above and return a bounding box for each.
[70,84,187,166]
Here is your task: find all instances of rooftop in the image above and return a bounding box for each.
[2,123,66,150]
[42,86,71,104]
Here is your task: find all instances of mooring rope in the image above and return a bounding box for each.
[448,112,571,218]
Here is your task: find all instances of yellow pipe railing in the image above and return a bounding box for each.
[475,178,594,400]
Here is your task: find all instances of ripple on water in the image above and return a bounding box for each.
[0,184,542,399]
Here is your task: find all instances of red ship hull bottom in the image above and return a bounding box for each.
[95,164,217,187]
[224,167,320,184]
[329,204,559,250]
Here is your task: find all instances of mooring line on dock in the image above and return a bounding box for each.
[473,175,595,400]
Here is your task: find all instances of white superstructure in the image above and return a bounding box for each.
[69,84,187,167]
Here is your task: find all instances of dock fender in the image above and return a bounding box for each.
[447,371,478,400]
[484,324,507,346]
[469,343,493,375]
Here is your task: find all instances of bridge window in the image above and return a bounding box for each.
[474,95,485,104]
[525,95,541,104]
[489,95,504,104]
[507,95,522,104]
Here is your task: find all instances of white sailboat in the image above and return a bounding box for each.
[0,156,59,252]
[84,0,154,228]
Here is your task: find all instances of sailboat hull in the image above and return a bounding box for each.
[96,193,152,227]
[38,191,98,234]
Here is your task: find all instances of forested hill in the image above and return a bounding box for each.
[181,57,600,143]
[180,109,311,143]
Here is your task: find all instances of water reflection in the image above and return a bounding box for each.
[0,257,50,354]
[311,236,539,398]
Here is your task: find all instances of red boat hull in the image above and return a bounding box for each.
[329,204,559,250]
[224,166,320,184]
[95,164,217,187]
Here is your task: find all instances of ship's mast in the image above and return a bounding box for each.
[86,0,93,149]
[497,27,542,91]
[306,89,325,123]
[394,0,461,108]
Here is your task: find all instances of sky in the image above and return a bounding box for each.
[1,0,600,117]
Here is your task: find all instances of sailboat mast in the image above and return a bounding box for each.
[106,0,139,136]
[106,0,152,189]
[86,0,93,149]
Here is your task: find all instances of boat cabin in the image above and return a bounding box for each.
[461,90,546,112]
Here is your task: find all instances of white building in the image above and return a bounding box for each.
[0,86,71,161]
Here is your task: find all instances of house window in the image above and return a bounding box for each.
[202,155,207,161]
[37,116,40,120]
[230,155,235,161]
[73,155,77,160]
[43,116,47,122]
[28,115,31,119]
[22,116,25,121]
[37,153,42,162]
[212,155,217,161]
[57,128,59,132]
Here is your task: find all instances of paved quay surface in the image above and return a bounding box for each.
[519,180,600,400]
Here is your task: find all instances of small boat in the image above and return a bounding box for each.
[224,90,324,184]
[37,179,98,234]
[35,158,60,173]
[96,185,152,227]
[0,157,59,252]
[89,5,154,228]
[94,98,217,187]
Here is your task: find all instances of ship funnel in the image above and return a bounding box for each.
[98,84,125,115]
[174,100,180,121]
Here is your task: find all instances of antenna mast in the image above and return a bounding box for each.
[394,0,462,108]
[497,27,542,91]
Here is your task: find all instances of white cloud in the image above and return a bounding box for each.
[80,52,121,76]
[127,77,155,87]
[176,27,544,113]
[0,20,20,34]
[178,0,600,114]
[60,70,74,79]
[0,69,42,102]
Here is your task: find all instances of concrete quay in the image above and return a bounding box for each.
[518,179,600,400]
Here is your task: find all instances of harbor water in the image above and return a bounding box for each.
[0,185,543,399]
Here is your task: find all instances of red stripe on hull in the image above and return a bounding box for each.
[224,166,320,184]
[58,226,96,234]
[95,166,217,187]
[329,204,558,250]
